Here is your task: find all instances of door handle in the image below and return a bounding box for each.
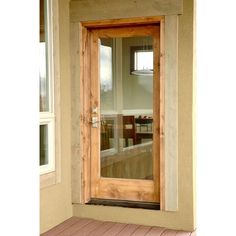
[90,116,100,128]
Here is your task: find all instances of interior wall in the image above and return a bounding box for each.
[40,0,72,233]
[70,0,195,231]
[122,37,153,110]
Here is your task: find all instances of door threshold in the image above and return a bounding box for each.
[87,198,160,210]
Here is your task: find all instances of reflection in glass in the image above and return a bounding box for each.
[135,50,153,71]
[100,39,114,112]
[40,0,49,112]
[40,125,49,166]
[100,36,154,180]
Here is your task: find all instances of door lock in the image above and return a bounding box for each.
[90,116,100,128]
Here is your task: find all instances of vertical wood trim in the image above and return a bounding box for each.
[153,25,161,203]
[159,18,165,210]
[90,31,100,198]
[81,26,92,203]
[53,0,62,185]
[71,22,81,203]
[164,15,178,211]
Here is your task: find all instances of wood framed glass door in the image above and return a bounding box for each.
[86,25,162,204]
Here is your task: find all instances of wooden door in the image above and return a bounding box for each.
[87,25,162,204]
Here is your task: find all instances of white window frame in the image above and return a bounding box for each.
[40,0,60,183]
[40,116,55,174]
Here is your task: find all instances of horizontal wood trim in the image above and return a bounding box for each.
[70,0,183,22]
[91,25,160,38]
[94,178,157,202]
[81,16,164,29]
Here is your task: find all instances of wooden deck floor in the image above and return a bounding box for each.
[41,217,196,236]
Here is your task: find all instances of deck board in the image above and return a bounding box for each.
[130,225,151,235]
[86,221,116,236]
[101,223,128,236]
[41,217,196,236]
[116,224,141,236]
[145,227,166,236]
[57,218,94,236]
[41,217,81,236]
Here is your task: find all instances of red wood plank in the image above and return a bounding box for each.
[70,220,105,236]
[41,217,81,236]
[101,223,128,236]
[130,225,152,235]
[176,231,192,236]
[42,217,195,236]
[116,224,141,236]
[87,221,116,236]
[145,227,166,236]
[159,229,178,236]
[56,218,93,236]
[190,231,196,236]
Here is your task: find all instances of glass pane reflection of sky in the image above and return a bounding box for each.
[100,45,113,92]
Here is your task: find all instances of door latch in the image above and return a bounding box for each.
[90,116,100,128]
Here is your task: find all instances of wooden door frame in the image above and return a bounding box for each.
[79,16,165,209]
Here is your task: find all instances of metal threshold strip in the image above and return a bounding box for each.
[87,198,160,210]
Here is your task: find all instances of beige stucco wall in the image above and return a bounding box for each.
[71,0,196,232]
[40,0,72,233]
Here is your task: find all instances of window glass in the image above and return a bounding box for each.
[40,0,49,112]
[40,125,49,166]
[100,39,115,112]
[39,0,55,174]
[100,37,154,180]
[135,50,153,71]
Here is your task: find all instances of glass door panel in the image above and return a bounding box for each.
[100,36,154,180]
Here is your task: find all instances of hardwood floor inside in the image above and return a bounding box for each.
[41,217,196,236]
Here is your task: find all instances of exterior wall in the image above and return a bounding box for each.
[40,0,72,233]
[70,0,195,231]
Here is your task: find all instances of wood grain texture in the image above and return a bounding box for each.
[70,0,183,22]
[116,224,140,236]
[71,22,82,203]
[57,218,93,236]
[42,217,196,236]
[145,226,166,236]
[82,16,164,29]
[41,217,81,236]
[159,17,166,210]
[81,25,92,203]
[102,223,128,236]
[164,15,178,211]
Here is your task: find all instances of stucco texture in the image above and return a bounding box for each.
[40,0,72,233]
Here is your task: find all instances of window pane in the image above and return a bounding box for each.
[135,51,153,70]
[100,39,115,111]
[100,37,154,180]
[40,0,49,112]
[40,125,49,166]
